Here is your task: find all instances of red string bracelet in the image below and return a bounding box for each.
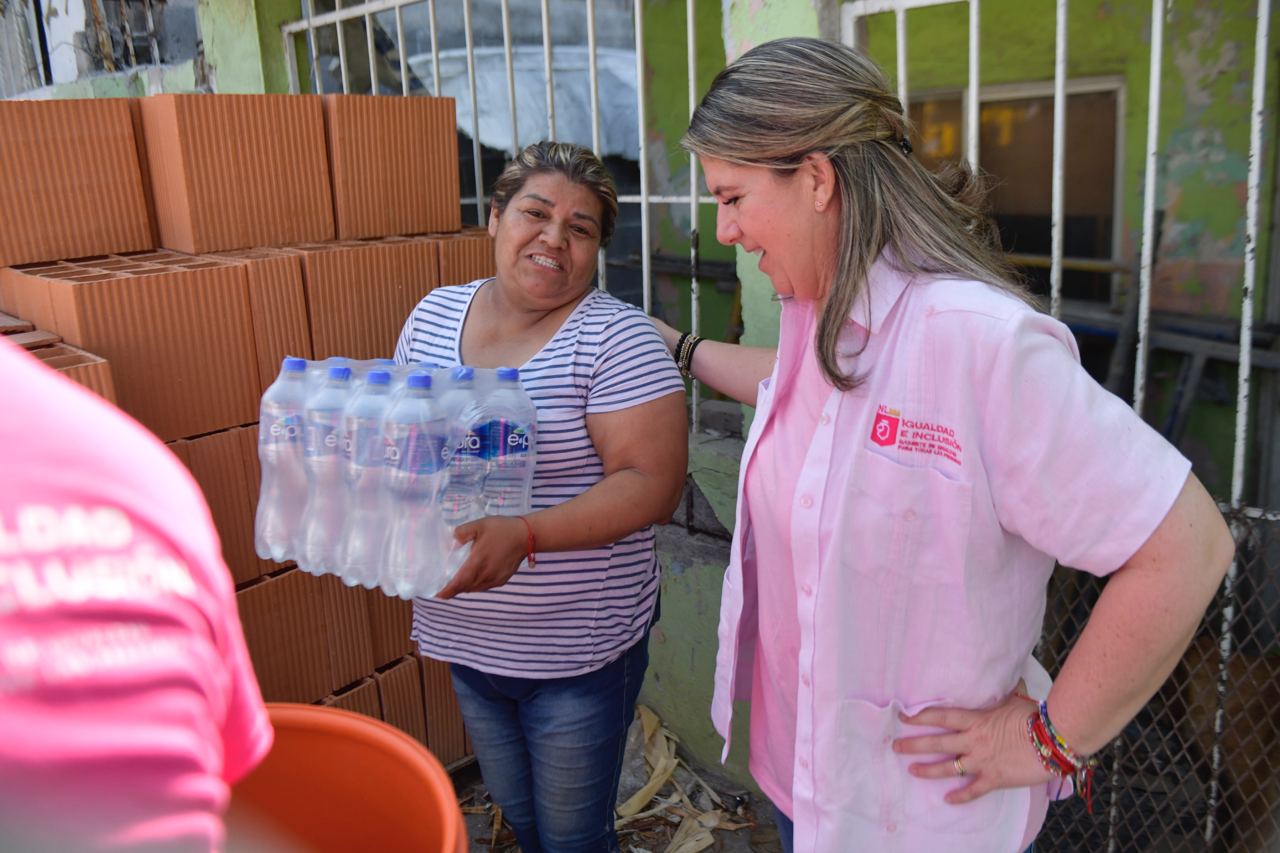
[517,516,536,568]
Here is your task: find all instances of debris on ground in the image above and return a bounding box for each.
[455,705,779,852]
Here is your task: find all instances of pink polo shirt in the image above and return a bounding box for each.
[0,338,272,851]
[712,256,1191,852]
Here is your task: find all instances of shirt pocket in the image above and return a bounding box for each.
[838,448,977,698]
[845,448,972,585]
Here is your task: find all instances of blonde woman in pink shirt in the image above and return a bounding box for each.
[653,37,1233,853]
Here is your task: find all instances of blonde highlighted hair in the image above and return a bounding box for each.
[490,141,620,247]
[682,37,1030,390]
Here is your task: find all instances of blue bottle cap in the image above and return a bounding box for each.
[497,367,520,382]
[366,370,391,386]
[451,366,475,383]
[282,357,307,372]
[407,372,432,389]
[328,365,352,381]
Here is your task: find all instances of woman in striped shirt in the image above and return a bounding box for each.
[394,141,687,853]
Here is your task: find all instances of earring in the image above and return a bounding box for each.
[816,201,825,211]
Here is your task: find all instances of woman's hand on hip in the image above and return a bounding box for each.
[435,516,528,600]
[892,682,1055,804]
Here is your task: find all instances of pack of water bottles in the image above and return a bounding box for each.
[253,356,537,599]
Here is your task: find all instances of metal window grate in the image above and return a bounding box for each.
[281,4,1280,847]
[281,0,715,428]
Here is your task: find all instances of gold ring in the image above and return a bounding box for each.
[953,757,967,777]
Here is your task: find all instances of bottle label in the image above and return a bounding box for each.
[262,413,303,445]
[488,420,532,460]
[387,428,447,475]
[345,423,383,467]
[454,425,488,459]
[305,422,341,457]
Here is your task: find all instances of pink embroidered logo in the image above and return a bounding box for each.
[871,406,900,447]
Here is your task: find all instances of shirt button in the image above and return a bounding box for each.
[886,822,897,833]
[801,584,813,596]
[801,674,811,687]
[903,509,917,521]
[799,495,813,509]
[820,413,831,426]
[799,758,809,769]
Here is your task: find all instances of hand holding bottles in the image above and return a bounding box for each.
[435,515,532,600]
[253,357,538,600]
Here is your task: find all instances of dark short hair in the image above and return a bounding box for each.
[489,141,619,247]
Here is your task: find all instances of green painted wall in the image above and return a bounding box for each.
[643,0,738,346]
[643,434,755,788]
[197,0,268,93]
[256,0,305,94]
[39,61,199,99]
[860,0,1276,320]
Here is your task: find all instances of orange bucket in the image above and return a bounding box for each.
[227,703,467,853]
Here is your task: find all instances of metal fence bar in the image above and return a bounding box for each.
[501,0,519,156]
[395,5,409,96]
[336,20,351,94]
[366,13,378,94]
[587,0,607,291]
[428,0,441,96]
[541,0,557,141]
[1133,0,1164,417]
[634,0,652,316]
[1049,0,1067,319]
[847,0,964,14]
[687,0,701,428]
[1233,0,1268,529]
[142,0,160,68]
[587,0,603,157]
[1204,0,1270,843]
[305,3,322,94]
[462,0,485,222]
[966,0,979,167]
[284,29,301,94]
[283,0,411,32]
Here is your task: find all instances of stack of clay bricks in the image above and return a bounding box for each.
[0,92,499,768]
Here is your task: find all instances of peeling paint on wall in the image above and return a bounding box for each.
[859,0,1275,320]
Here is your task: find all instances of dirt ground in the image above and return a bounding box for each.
[452,762,784,853]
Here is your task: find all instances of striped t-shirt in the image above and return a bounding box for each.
[394,280,685,678]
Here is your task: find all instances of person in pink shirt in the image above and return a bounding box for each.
[0,336,273,851]
[653,38,1234,853]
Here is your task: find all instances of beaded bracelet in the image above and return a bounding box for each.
[673,332,703,378]
[1026,702,1098,813]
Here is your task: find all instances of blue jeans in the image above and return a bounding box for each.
[450,634,650,853]
[772,804,1034,853]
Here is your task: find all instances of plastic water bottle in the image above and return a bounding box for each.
[335,369,393,588]
[481,367,537,517]
[436,367,490,584]
[255,356,310,562]
[439,366,488,528]
[381,372,450,598]
[294,365,353,575]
